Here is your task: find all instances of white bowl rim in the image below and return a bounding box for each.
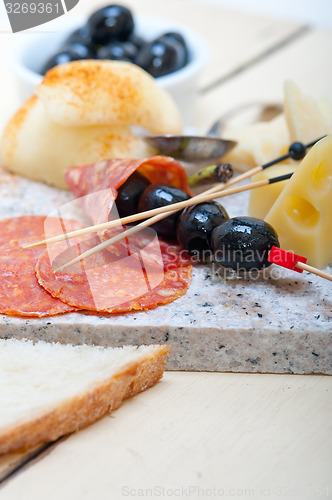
[6,13,210,89]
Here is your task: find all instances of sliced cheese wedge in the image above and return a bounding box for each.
[248,163,297,219]
[0,96,153,190]
[265,135,332,269]
[36,60,182,134]
[223,114,289,171]
[284,81,332,144]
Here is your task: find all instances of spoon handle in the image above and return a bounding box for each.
[207,101,283,137]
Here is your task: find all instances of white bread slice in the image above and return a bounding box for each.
[0,339,169,455]
[36,60,182,134]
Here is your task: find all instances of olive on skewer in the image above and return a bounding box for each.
[44,137,331,277]
[134,181,279,271]
[176,204,279,271]
[138,184,191,240]
[113,171,151,219]
[211,217,280,271]
[49,181,283,274]
[177,201,229,258]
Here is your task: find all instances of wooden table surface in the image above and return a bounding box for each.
[0,1,331,498]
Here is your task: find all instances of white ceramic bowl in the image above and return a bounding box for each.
[6,15,209,125]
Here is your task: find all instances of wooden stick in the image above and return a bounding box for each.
[24,165,262,249]
[24,137,323,250]
[295,262,332,282]
[55,210,175,272]
[56,174,292,272]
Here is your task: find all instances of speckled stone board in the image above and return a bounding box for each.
[0,169,331,374]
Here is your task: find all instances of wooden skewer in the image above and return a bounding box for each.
[24,137,323,250]
[268,246,332,282]
[56,173,292,272]
[295,261,332,282]
[24,163,280,250]
[55,210,176,272]
[24,166,259,249]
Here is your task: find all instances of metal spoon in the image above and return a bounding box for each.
[144,134,236,163]
[144,101,282,163]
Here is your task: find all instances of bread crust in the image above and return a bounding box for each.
[0,345,169,455]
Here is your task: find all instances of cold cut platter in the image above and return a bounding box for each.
[0,59,331,374]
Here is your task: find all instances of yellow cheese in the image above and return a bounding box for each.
[265,135,332,268]
[284,81,332,143]
[248,163,297,219]
[319,98,332,130]
[0,97,153,190]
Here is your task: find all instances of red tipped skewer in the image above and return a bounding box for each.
[268,247,332,282]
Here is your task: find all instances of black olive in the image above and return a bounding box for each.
[128,33,147,50]
[87,5,134,44]
[112,171,151,219]
[39,10,191,79]
[177,202,229,259]
[61,25,93,48]
[138,184,191,240]
[211,216,280,271]
[135,37,187,78]
[59,42,94,59]
[159,31,189,64]
[97,40,138,62]
[41,46,92,74]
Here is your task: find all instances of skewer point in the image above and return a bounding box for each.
[268,246,307,273]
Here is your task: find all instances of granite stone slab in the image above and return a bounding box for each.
[0,170,331,374]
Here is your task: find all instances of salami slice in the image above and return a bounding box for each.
[65,157,193,270]
[158,240,193,269]
[98,226,193,270]
[65,156,191,226]
[0,217,78,317]
[36,236,192,314]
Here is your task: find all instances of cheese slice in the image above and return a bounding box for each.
[223,114,289,172]
[284,81,332,143]
[0,96,153,190]
[265,135,332,269]
[248,163,297,219]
